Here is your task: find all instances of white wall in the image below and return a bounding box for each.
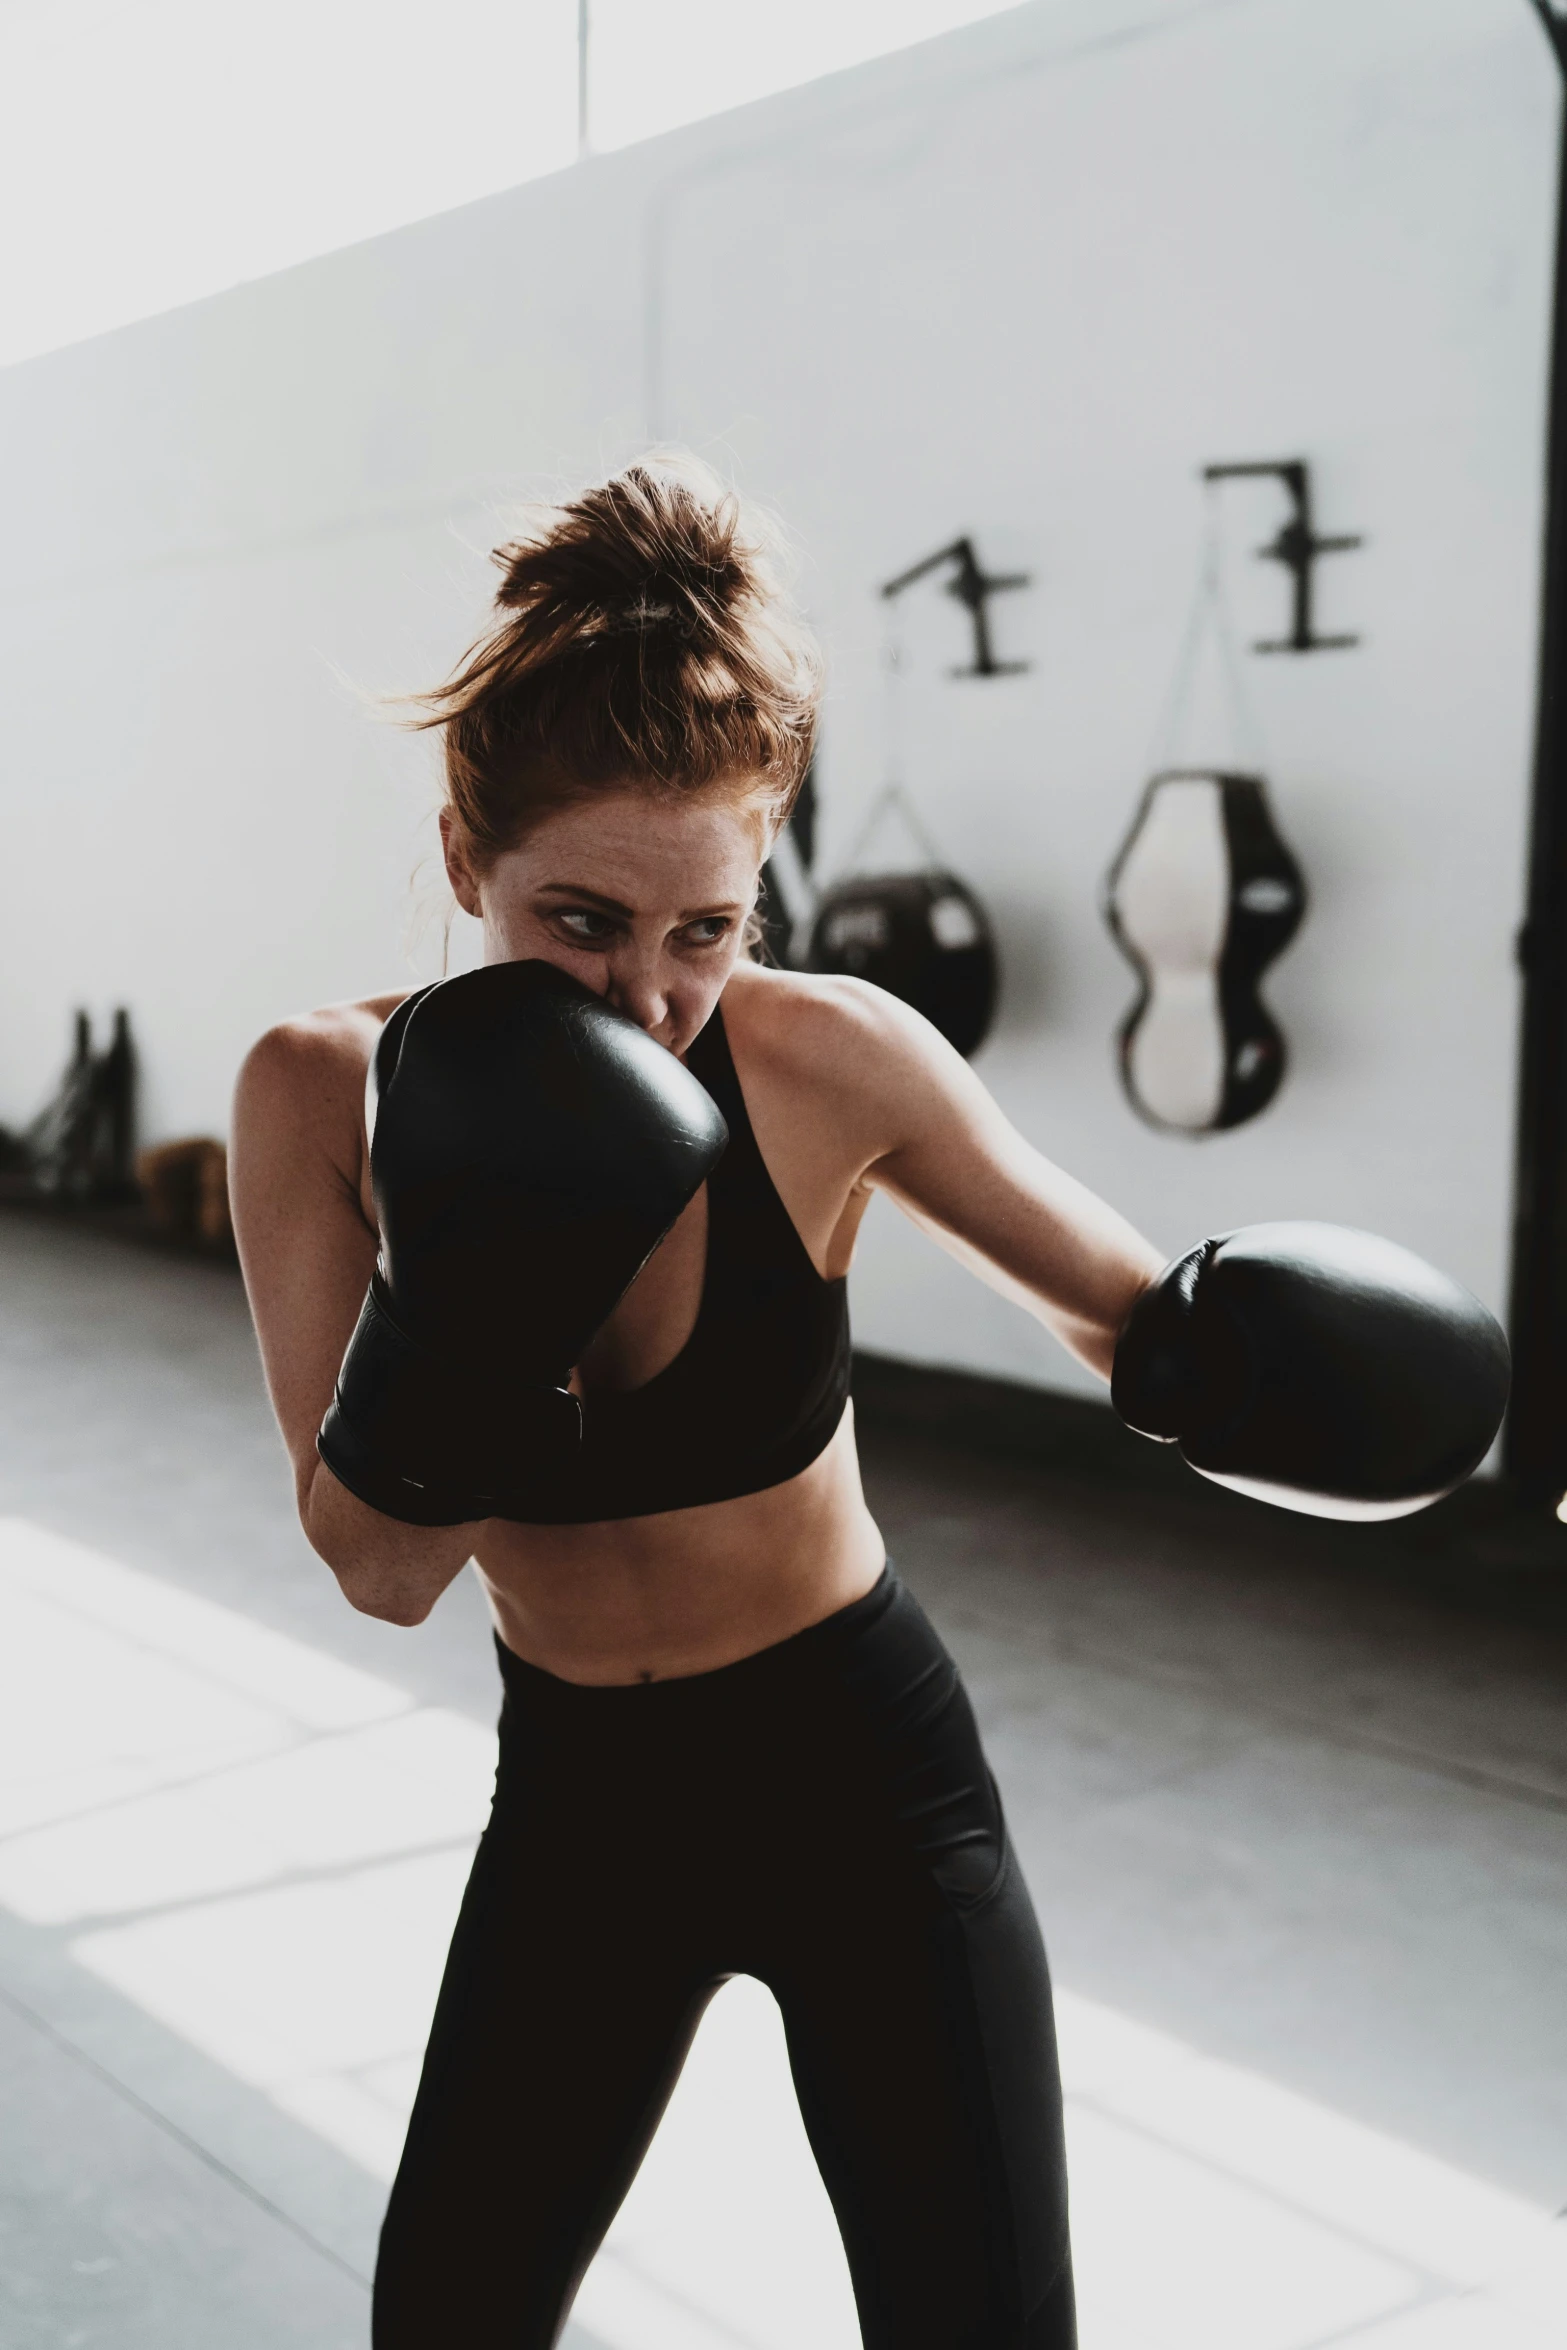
[0,0,1554,1396]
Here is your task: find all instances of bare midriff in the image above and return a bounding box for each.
[469,1407,885,1686]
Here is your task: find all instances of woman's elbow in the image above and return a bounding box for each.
[332,1566,437,1627]
[302,1517,434,1624]
[296,1460,449,1624]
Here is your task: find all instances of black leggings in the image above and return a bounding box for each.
[374,1569,1076,2349]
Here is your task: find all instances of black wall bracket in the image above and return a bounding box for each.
[1203,459,1363,653]
[881,536,1031,677]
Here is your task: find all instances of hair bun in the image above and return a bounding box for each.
[492,461,758,658]
[417,454,819,863]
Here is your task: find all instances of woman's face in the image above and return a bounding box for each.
[441,789,769,1057]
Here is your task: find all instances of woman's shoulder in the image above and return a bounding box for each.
[234,989,411,1141]
[719,961,953,1091]
[716,965,971,1184]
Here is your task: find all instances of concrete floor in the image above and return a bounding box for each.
[0,1209,1564,2348]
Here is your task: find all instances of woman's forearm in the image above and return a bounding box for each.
[300,1457,482,1625]
[886,1182,1161,1382]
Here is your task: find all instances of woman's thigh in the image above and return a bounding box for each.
[765,1599,1076,2350]
[777,1839,1074,2350]
[373,1796,718,2350]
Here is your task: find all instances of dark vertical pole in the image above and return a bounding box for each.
[1507,4,1567,1491]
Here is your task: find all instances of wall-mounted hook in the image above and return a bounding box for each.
[1202,460,1362,653]
[880,536,1031,676]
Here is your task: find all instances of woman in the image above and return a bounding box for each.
[230,460,1496,2350]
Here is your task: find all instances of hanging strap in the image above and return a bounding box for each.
[1149,481,1269,775]
[840,781,952,876]
[832,601,959,879]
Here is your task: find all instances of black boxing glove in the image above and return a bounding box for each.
[318,961,728,1525]
[1111,1221,1510,1520]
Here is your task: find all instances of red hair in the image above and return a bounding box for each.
[417,457,821,868]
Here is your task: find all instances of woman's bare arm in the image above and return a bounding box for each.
[754,976,1165,1377]
[229,1004,483,1624]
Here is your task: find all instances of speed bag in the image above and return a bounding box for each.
[806,869,999,1058]
[1104,771,1305,1134]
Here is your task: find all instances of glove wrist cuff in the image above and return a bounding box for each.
[1111,1241,1219,1441]
[317,1278,581,1527]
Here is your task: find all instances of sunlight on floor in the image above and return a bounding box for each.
[0,1517,1558,2350]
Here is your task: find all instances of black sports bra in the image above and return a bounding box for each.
[510,1003,851,1524]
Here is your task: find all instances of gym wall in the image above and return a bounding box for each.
[0,0,1551,1398]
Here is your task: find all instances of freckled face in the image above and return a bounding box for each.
[441,790,770,1057]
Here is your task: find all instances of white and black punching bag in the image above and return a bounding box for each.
[806,869,999,1059]
[1104,770,1304,1133]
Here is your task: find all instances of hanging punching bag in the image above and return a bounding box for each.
[1104,770,1304,1133]
[806,869,999,1058]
